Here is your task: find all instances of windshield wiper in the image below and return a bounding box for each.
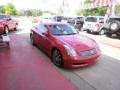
[53,34,63,36]
[65,33,77,35]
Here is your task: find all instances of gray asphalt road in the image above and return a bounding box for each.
[14,20,120,90]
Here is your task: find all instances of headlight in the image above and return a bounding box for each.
[64,45,77,56]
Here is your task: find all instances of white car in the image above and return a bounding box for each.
[82,16,106,35]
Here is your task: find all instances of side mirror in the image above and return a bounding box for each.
[42,32,49,37]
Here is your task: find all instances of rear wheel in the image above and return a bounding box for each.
[30,34,35,45]
[106,33,112,37]
[14,23,18,31]
[52,49,63,67]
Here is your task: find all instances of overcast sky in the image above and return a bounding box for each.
[0,0,84,11]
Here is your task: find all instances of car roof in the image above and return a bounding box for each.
[0,14,8,16]
[86,16,104,18]
[40,20,67,25]
[109,16,120,18]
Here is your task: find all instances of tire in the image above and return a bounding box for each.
[87,30,91,33]
[4,26,9,35]
[106,33,112,37]
[14,23,18,31]
[110,21,120,32]
[52,49,63,67]
[30,34,35,45]
[99,28,105,35]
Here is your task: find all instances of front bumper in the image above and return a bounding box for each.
[63,52,100,68]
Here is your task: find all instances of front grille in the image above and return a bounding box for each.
[80,48,96,56]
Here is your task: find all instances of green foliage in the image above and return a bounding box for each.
[31,9,43,16]
[0,5,5,13]
[17,9,43,16]
[17,10,24,16]
[5,3,17,15]
[115,4,120,16]
[77,6,107,16]
[84,0,94,4]
[43,10,56,15]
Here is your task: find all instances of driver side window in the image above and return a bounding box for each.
[37,24,47,33]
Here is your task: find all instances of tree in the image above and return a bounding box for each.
[77,0,107,16]
[115,4,120,16]
[84,0,94,4]
[31,9,43,16]
[0,5,5,13]
[77,6,107,16]
[5,3,17,15]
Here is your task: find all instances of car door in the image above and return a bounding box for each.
[41,25,54,53]
[0,15,6,34]
[0,21,4,35]
[36,24,49,49]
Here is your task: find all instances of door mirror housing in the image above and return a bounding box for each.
[42,32,49,37]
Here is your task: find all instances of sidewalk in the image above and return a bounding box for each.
[0,34,76,90]
[100,37,120,48]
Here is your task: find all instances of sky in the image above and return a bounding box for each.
[0,0,84,12]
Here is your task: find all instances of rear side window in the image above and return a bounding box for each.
[85,17,97,22]
[0,15,6,20]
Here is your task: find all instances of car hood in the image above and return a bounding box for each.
[55,34,97,51]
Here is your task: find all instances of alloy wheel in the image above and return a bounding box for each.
[52,49,63,67]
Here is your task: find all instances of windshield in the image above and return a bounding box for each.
[85,17,97,22]
[50,24,77,35]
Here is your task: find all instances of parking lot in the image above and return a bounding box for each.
[0,19,120,90]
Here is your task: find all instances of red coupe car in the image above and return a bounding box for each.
[0,14,18,35]
[30,22,101,68]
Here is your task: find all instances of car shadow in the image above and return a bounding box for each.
[8,28,24,34]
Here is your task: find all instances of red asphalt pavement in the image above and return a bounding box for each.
[0,34,76,90]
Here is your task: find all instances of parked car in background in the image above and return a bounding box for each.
[30,22,101,68]
[53,16,63,22]
[67,17,75,25]
[32,17,39,23]
[0,14,18,35]
[104,16,120,37]
[82,16,106,35]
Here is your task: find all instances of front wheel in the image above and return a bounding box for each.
[99,28,105,35]
[52,49,63,67]
[14,23,18,31]
[106,33,112,37]
[86,30,91,33]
